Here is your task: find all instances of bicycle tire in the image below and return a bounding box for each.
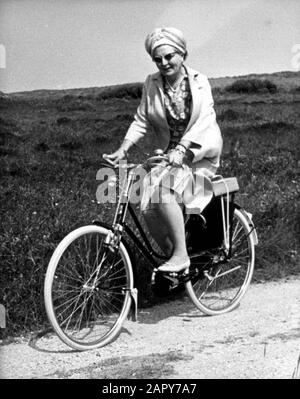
[44,224,134,350]
[185,208,255,315]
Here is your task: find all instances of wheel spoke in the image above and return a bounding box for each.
[186,208,255,315]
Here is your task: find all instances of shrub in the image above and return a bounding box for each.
[56,98,94,112]
[34,142,50,152]
[254,121,294,132]
[217,109,239,121]
[225,79,277,94]
[98,84,142,101]
[56,116,72,125]
[212,87,222,96]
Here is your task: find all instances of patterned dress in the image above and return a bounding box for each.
[162,72,192,149]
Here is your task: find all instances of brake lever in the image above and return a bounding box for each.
[102,154,116,166]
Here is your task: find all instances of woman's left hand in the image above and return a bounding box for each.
[168,148,186,167]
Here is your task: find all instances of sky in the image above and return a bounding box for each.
[0,0,299,93]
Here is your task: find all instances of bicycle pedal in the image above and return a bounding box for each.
[164,274,179,283]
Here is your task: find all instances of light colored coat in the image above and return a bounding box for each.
[125,66,223,172]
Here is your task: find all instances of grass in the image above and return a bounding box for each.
[0,72,299,337]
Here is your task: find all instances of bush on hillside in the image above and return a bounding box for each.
[211,87,222,96]
[217,109,239,121]
[225,79,277,94]
[98,84,143,101]
[56,98,95,112]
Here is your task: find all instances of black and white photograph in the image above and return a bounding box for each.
[0,0,299,383]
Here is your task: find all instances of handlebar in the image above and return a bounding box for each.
[102,150,169,170]
[102,154,116,166]
[145,154,169,166]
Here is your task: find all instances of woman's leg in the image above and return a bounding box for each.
[157,201,190,269]
[142,187,190,272]
[141,207,173,256]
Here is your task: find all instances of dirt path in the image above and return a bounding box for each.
[1,276,300,379]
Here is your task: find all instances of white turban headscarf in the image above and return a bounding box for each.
[145,27,187,58]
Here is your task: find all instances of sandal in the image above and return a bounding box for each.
[158,259,190,273]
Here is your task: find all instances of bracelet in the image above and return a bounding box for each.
[171,149,185,165]
[175,144,186,154]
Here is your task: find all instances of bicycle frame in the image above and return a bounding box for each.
[96,162,168,268]
[96,160,246,276]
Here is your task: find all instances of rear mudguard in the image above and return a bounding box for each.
[233,204,259,245]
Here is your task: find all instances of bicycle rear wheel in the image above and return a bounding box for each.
[44,224,134,350]
[185,208,255,315]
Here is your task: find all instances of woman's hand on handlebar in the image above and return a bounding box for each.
[168,147,194,167]
[168,148,185,167]
[103,148,127,166]
[103,139,133,165]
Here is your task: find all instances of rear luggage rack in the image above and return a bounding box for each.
[211,177,239,197]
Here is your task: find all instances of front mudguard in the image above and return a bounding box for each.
[92,220,139,321]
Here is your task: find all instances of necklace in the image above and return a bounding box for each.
[165,73,184,93]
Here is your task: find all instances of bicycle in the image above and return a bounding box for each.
[44,150,258,351]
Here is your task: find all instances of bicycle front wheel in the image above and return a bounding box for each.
[44,224,134,351]
[185,208,255,315]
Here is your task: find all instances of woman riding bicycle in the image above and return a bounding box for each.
[104,27,223,273]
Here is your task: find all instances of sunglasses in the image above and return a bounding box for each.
[153,52,178,64]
